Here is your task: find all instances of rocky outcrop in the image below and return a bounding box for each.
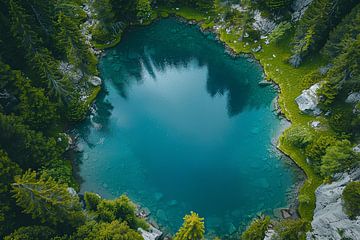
[59,62,84,83]
[306,168,360,240]
[253,10,277,34]
[291,0,314,21]
[138,225,163,240]
[295,83,321,115]
[346,92,360,104]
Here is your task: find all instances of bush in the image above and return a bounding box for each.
[305,135,337,173]
[274,219,307,240]
[241,216,270,240]
[320,140,359,178]
[343,181,360,219]
[84,192,102,211]
[284,125,313,148]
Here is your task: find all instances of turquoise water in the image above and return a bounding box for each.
[77,19,298,237]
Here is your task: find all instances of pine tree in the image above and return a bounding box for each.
[11,170,84,227]
[174,211,205,240]
[0,149,21,238]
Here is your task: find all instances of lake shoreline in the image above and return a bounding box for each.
[80,9,316,238]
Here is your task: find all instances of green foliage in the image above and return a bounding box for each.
[136,0,152,22]
[321,140,359,178]
[96,195,147,229]
[174,211,205,240]
[4,226,57,240]
[290,0,358,65]
[263,0,293,11]
[0,149,21,237]
[0,113,63,169]
[342,181,360,219]
[241,216,270,240]
[273,219,307,240]
[284,125,313,148]
[269,22,292,44]
[71,220,143,240]
[305,135,337,173]
[84,192,102,211]
[11,170,85,227]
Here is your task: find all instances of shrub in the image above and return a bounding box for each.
[343,181,360,219]
[284,125,313,148]
[274,219,307,240]
[84,192,102,211]
[241,216,270,240]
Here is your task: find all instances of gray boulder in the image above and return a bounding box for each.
[346,92,360,104]
[295,83,321,115]
[89,76,102,86]
[307,168,360,240]
[252,10,277,34]
[138,225,163,240]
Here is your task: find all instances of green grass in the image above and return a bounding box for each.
[85,86,101,107]
[158,6,331,221]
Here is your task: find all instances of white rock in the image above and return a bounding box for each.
[139,225,163,240]
[264,229,276,240]
[67,187,77,197]
[295,83,321,115]
[307,168,360,240]
[353,144,360,153]
[311,121,321,128]
[346,92,360,104]
[89,76,102,86]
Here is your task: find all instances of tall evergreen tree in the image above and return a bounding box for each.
[11,170,85,227]
[174,211,205,240]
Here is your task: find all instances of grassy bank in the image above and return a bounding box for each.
[154,6,327,221]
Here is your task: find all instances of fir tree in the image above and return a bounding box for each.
[174,211,205,240]
[11,170,85,227]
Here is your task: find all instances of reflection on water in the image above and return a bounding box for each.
[77,18,300,238]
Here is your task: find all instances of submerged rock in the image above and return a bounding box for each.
[307,168,360,240]
[295,83,321,115]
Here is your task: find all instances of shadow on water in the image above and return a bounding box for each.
[101,18,269,117]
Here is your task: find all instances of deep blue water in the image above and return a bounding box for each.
[77,18,298,237]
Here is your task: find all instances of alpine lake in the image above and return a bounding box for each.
[76,18,302,238]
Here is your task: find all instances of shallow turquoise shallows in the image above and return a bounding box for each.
[78,18,299,237]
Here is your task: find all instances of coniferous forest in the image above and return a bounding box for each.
[0,0,360,239]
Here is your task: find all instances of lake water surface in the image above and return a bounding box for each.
[77,18,299,237]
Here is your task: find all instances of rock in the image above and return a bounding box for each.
[227,222,237,235]
[138,225,163,240]
[289,54,302,67]
[67,187,77,197]
[310,121,321,128]
[264,229,276,240]
[252,10,277,34]
[280,209,292,219]
[252,45,262,52]
[307,168,360,240]
[295,83,321,115]
[259,80,272,87]
[89,76,102,86]
[353,144,360,153]
[291,0,314,21]
[59,62,83,83]
[345,92,360,104]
